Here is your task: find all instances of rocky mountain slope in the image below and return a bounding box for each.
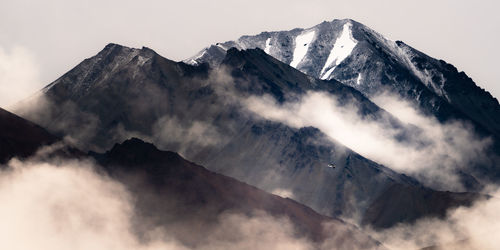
[15,43,480,228]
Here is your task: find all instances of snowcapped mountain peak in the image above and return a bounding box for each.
[185,18,371,79]
[42,43,159,94]
[185,18,500,139]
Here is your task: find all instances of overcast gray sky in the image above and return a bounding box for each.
[1,0,499,109]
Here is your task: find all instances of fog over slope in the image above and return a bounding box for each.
[0,116,497,250]
[0,140,383,250]
[244,90,491,190]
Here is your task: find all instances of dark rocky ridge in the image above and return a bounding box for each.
[90,138,382,247]
[0,107,59,163]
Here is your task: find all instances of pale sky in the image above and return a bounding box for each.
[1,0,499,109]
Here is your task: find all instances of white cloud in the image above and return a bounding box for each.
[0,152,381,250]
[0,158,179,250]
[0,158,311,250]
[243,91,492,190]
[0,45,41,109]
[152,116,226,156]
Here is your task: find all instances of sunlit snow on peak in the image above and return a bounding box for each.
[290,30,315,68]
[356,73,362,85]
[320,22,358,80]
[264,38,272,54]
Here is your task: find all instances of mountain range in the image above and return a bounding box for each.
[0,108,381,248]
[4,18,500,248]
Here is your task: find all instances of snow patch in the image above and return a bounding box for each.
[136,55,148,66]
[186,50,207,65]
[196,50,207,60]
[290,30,315,68]
[322,67,335,81]
[264,38,272,54]
[216,43,227,50]
[356,73,362,85]
[320,22,358,80]
[389,43,449,100]
[111,49,140,73]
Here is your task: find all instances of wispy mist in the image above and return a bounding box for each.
[0,45,41,109]
[14,94,102,151]
[0,144,384,250]
[0,158,309,250]
[0,158,162,250]
[152,116,227,156]
[244,91,492,190]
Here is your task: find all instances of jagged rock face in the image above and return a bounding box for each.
[19,42,480,228]
[188,19,500,140]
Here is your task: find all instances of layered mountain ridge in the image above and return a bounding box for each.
[15,40,482,228]
[0,106,382,248]
[3,17,500,249]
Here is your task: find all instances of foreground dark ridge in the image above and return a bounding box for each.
[0,107,58,163]
[90,137,382,248]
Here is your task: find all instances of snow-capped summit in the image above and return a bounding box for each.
[186,18,500,139]
[186,19,379,82]
[186,19,361,76]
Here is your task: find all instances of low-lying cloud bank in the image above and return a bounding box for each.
[3,155,499,250]
[0,158,163,250]
[0,158,310,250]
[0,153,383,250]
[244,91,492,190]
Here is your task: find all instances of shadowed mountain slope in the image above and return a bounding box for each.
[90,138,383,248]
[0,107,59,163]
